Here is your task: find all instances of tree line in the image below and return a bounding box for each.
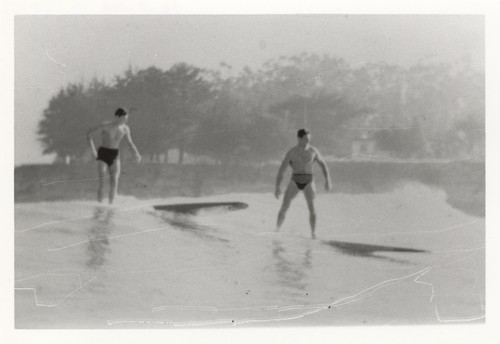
[37,53,484,164]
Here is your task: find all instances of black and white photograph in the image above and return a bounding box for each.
[4,0,497,342]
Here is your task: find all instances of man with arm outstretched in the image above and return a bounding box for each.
[87,107,141,204]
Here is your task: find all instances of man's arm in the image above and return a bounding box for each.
[124,126,142,163]
[275,150,291,199]
[315,149,331,191]
[86,124,103,159]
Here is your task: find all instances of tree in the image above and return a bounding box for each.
[188,87,247,164]
[37,53,484,164]
[105,64,213,163]
[165,63,213,163]
[109,66,171,160]
[38,83,93,163]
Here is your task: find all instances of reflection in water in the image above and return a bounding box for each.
[86,206,114,269]
[271,239,312,298]
[322,240,427,265]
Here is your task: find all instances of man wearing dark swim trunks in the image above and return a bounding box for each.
[87,107,141,204]
[275,129,331,239]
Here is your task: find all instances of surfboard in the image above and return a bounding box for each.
[153,201,248,215]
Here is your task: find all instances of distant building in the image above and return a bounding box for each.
[342,113,390,160]
[351,133,377,158]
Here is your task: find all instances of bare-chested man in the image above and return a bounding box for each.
[275,129,331,239]
[86,107,141,204]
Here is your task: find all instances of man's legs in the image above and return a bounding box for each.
[303,183,317,239]
[97,161,107,203]
[277,180,300,230]
[108,159,121,204]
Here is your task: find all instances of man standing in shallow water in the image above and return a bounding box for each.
[87,107,142,204]
[275,129,331,239]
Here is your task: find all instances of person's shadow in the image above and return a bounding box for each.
[85,206,115,269]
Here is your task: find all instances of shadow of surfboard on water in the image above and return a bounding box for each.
[153,202,248,245]
[322,240,428,265]
[160,216,231,245]
[153,201,248,215]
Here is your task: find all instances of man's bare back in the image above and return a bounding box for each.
[86,107,141,204]
[99,121,129,149]
[87,118,140,162]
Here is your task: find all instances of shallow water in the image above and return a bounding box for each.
[14,183,485,328]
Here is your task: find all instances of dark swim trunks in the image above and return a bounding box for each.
[97,147,119,167]
[291,174,313,190]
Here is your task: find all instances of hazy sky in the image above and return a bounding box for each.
[14,15,484,165]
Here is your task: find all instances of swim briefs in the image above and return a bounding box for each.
[97,146,119,167]
[291,173,313,190]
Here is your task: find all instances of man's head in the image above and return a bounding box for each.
[297,128,311,145]
[115,107,129,123]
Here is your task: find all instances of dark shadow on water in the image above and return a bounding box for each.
[322,240,428,265]
[85,206,114,269]
[158,213,231,245]
[152,202,246,246]
[153,202,248,215]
